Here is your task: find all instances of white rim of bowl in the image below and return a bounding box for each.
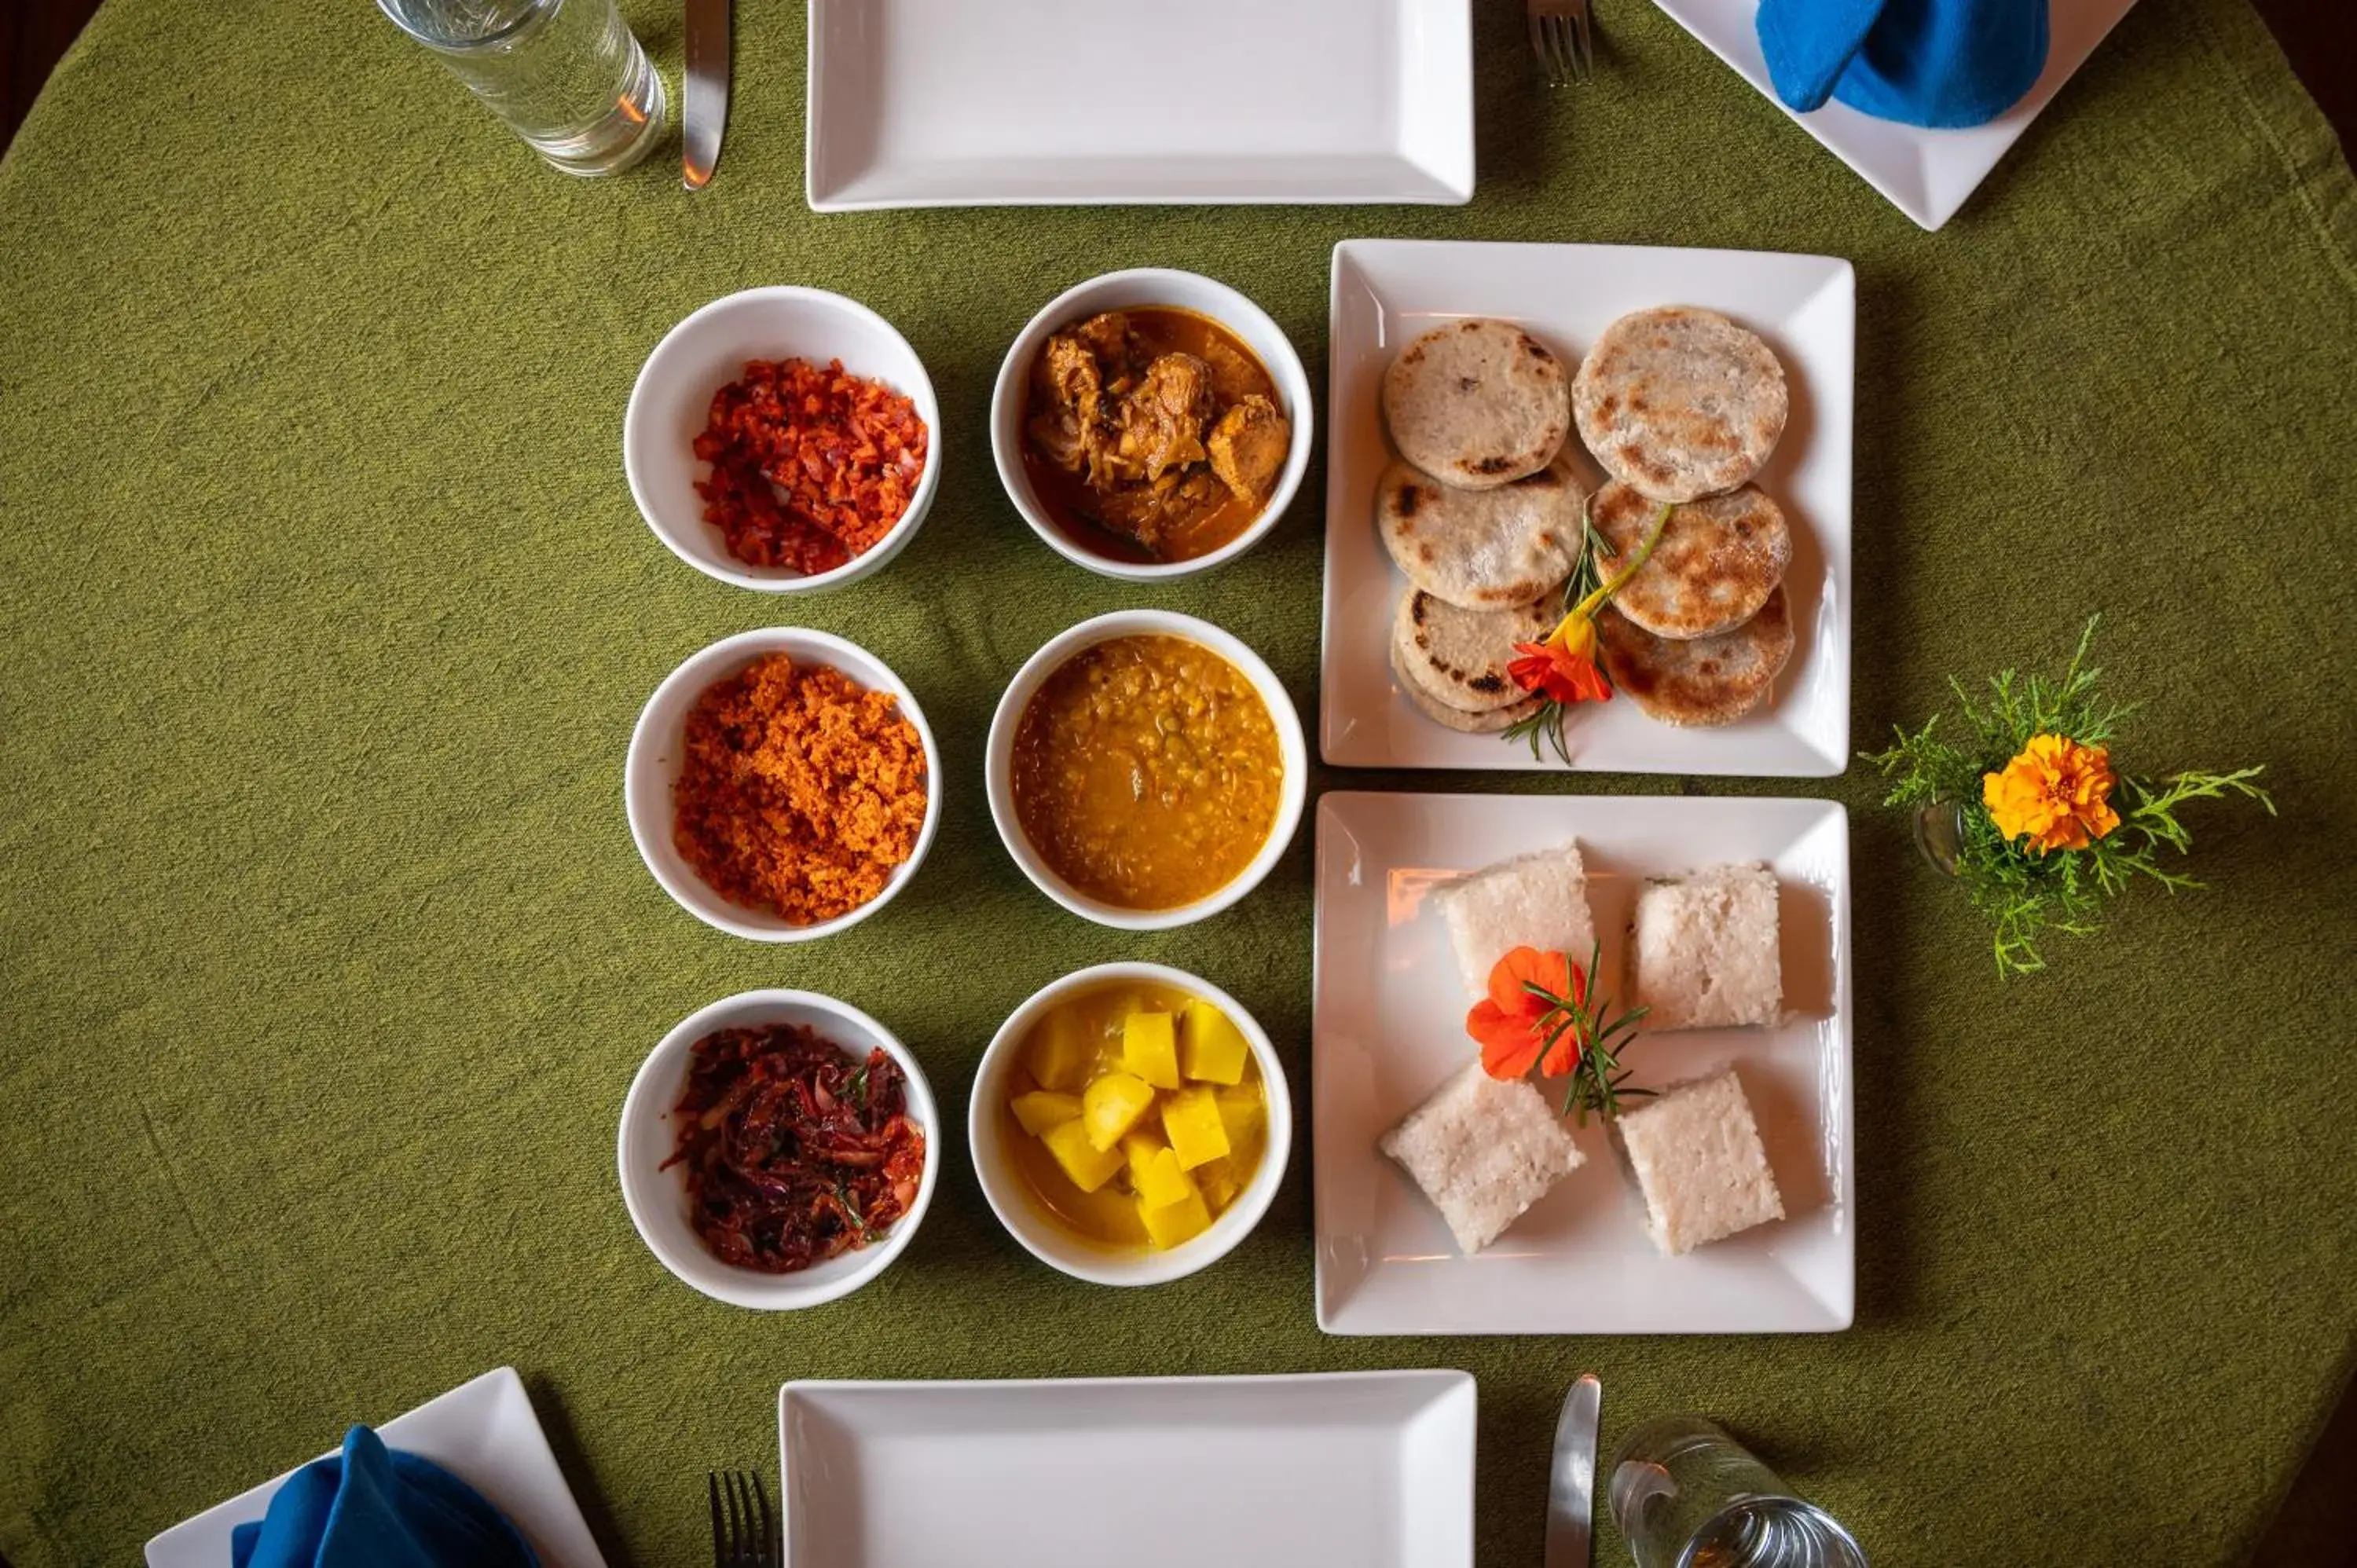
[625,627,942,942]
[967,962,1292,1288]
[984,610,1307,931]
[988,267,1312,582]
[617,988,941,1310]
[624,285,942,593]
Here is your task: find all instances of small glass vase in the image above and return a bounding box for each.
[1912,800,1965,877]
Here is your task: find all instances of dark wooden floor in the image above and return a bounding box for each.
[0,2,2352,1566]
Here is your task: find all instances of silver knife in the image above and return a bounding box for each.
[1545,1372,1602,1568]
[683,0,731,189]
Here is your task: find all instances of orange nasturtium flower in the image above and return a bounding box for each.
[1983,734,2122,854]
[1467,946,1587,1080]
[1509,612,1613,706]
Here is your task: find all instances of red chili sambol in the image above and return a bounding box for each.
[662,1023,926,1273]
[691,357,928,575]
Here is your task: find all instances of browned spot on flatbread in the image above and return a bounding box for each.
[1459,376,1479,392]
[1470,454,1516,474]
[1395,482,1423,518]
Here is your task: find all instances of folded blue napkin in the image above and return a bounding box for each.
[1756,0,2050,129]
[229,1426,540,1568]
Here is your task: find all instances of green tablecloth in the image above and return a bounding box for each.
[4,1,2355,1563]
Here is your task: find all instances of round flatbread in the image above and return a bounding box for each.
[1392,588,1557,714]
[1591,480,1791,640]
[1376,456,1582,610]
[1596,585,1795,727]
[1382,318,1571,491]
[1390,633,1541,733]
[1573,306,1787,503]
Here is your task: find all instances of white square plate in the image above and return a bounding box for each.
[1312,792,1854,1335]
[1653,0,2143,230]
[145,1368,607,1568]
[805,0,1473,210]
[1320,240,1854,776]
[779,1373,1475,1567]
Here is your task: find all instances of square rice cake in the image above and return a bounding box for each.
[1429,842,1596,998]
[1615,1066,1784,1255]
[1380,1062,1584,1255]
[1629,861,1781,1030]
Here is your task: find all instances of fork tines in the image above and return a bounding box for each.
[1527,0,1596,88]
[709,1469,779,1568]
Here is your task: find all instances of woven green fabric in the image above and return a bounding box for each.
[2,1,2353,1563]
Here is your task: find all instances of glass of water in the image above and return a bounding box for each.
[376,0,668,177]
[1610,1416,1868,1568]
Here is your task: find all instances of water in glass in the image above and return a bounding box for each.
[1610,1416,1868,1568]
[376,0,667,176]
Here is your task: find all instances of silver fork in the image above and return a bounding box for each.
[1527,0,1596,86]
[709,1471,779,1568]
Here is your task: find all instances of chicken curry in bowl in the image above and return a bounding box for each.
[1021,307,1292,564]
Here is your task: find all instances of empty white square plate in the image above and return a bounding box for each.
[1313,792,1854,1335]
[805,0,1474,209]
[779,1373,1475,1567]
[1320,240,1853,776]
[1653,0,2143,230]
[144,1368,607,1567]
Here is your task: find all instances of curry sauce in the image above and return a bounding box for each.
[1021,306,1289,564]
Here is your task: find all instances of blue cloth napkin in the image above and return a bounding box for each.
[229,1427,540,1568]
[1756,0,2050,129]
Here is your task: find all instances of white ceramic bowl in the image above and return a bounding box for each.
[625,628,941,941]
[984,610,1307,931]
[969,963,1291,1288]
[624,286,941,592]
[989,268,1312,582]
[619,989,940,1310]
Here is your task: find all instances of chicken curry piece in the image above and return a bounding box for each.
[1021,307,1292,563]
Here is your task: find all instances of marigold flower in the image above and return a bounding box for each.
[1983,734,2121,854]
[1467,946,1587,1079]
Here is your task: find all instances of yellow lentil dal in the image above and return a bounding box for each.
[1010,636,1281,910]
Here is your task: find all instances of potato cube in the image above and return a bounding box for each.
[1160,1085,1231,1170]
[1082,1071,1159,1152]
[1215,1085,1264,1148]
[1179,999,1251,1084]
[1010,1090,1083,1138]
[1121,1009,1182,1090]
[1126,1140,1197,1211]
[1027,1010,1095,1094]
[1138,1187,1213,1250]
[1042,1119,1124,1193]
[1195,1156,1244,1211]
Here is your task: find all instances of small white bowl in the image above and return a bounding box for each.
[969,963,1292,1288]
[989,268,1313,582]
[624,286,941,592]
[984,610,1307,931]
[625,628,940,941]
[619,989,940,1310]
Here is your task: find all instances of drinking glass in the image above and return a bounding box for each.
[376,0,668,176]
[1610,1416,1868,1568]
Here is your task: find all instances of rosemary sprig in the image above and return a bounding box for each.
[1501,500,1670,764]
[1519,940,1654,1126]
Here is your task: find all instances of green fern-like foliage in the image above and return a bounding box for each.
[1864,619,2272,977]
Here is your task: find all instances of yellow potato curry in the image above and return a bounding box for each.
[1021,306,1291,563]
[1006,981,1269,1251]
[1010,635,1282,911]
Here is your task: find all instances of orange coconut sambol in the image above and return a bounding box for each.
[692,357,929,575]
[672,654,929,926]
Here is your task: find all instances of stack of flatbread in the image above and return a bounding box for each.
[1377,319,1585,734]
[1376,307,1801,732]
